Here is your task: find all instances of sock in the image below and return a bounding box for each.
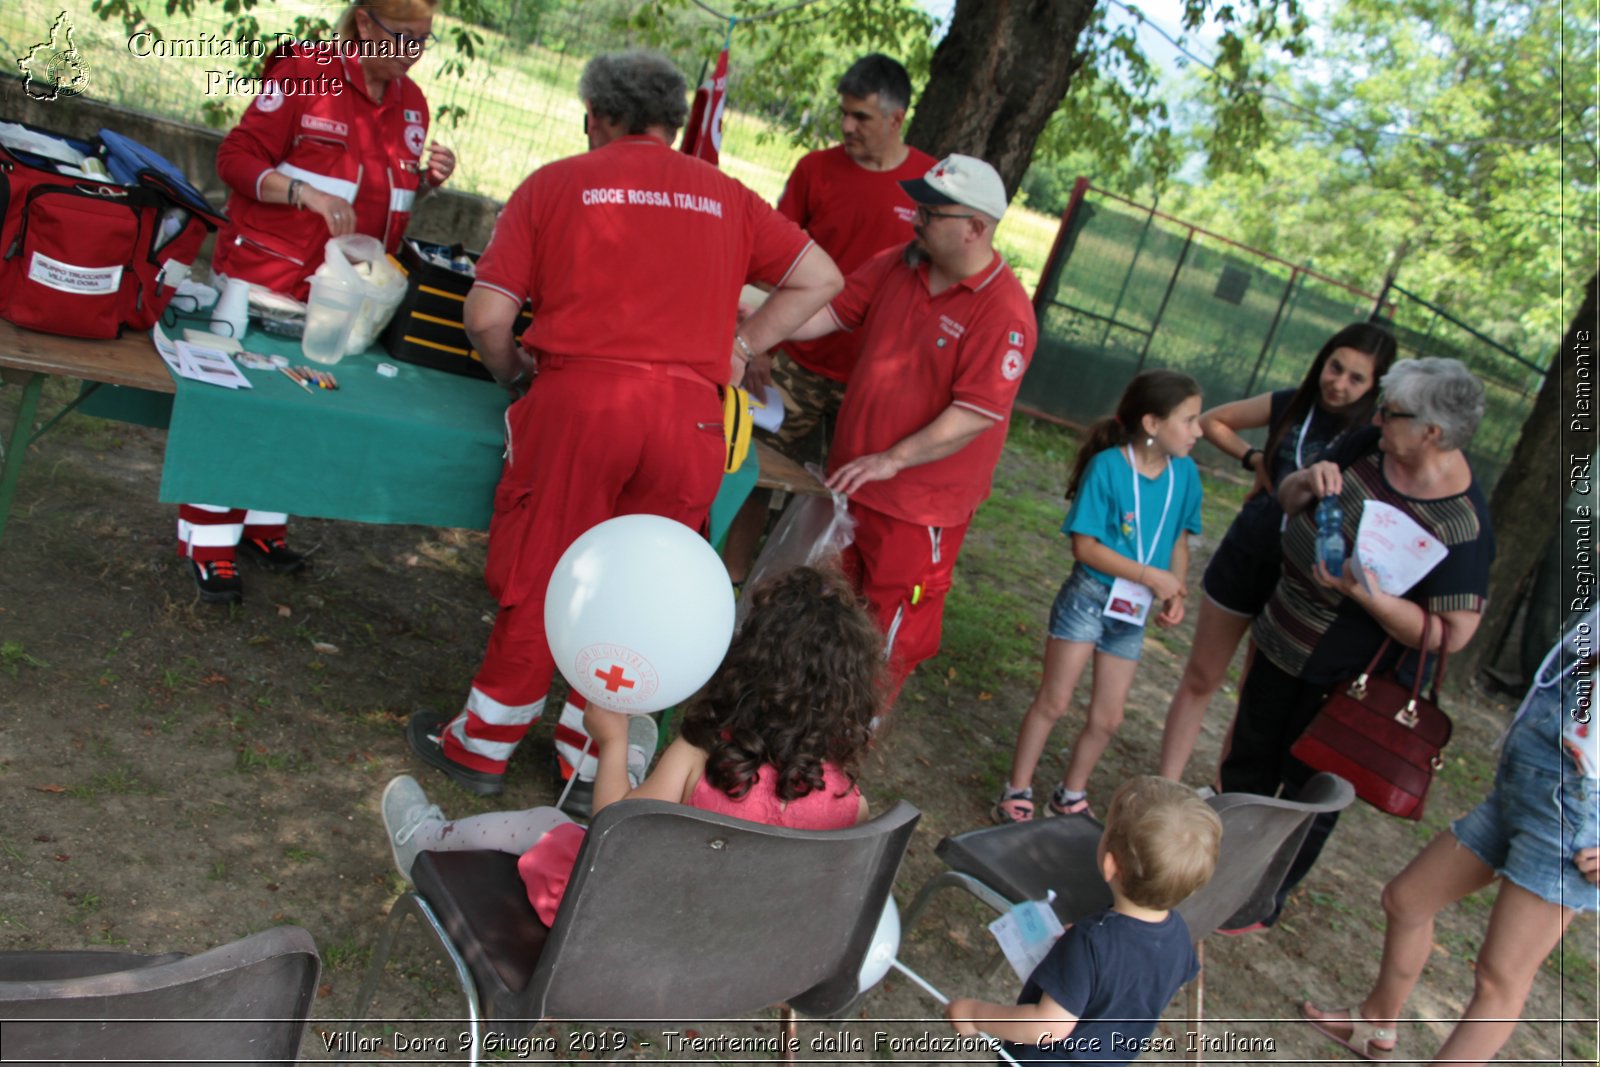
[1053,785,1086,805]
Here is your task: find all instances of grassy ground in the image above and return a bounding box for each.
[2,369,1596,1062]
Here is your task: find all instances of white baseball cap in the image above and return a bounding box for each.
[899,153,1008,220]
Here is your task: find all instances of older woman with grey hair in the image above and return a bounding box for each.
[1216,357,1496,931]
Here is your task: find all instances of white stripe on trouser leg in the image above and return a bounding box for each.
[883,604,905,663]
[177,508,244,554]
[447,689,544,764]
[243,510,288,527]
[928,525,943,565]
[553,701,599,780]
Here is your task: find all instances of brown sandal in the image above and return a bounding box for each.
[1298,1002,1396,1060]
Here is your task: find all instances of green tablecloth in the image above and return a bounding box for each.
[81,321,507,528]
[76,320,757,541]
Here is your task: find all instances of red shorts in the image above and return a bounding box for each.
[839,503,970,704]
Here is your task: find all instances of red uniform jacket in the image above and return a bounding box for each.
[212,44,429,299]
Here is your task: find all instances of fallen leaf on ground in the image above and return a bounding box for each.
[34,784,65,793]
[312,642,340,655]
[276,604,292,618]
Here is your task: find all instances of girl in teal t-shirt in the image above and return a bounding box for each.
[994,371,1204,822]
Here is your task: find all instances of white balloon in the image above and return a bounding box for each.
[857,897,901,994]
[545,515,735,715]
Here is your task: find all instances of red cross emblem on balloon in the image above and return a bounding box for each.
[595,663,635,693]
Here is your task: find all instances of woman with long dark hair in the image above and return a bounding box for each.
[1157,323,1396,781]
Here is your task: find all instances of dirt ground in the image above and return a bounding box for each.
[1,375,1595,1064]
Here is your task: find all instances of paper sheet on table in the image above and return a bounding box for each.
[750,383,784,433]
[173,340,252,390]
[1355,500,1445,596]
[988,895,1064,983]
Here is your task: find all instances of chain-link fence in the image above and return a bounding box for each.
[1378,283,1547,490]
[2,0,1070,282]
[0,0,805,203]
[1022,179,1540,492]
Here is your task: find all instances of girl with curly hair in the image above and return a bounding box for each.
[379,564,883,923]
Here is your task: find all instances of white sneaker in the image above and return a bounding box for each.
[625,714,659,790]
[382,774,444,882]
[559,714,661,821]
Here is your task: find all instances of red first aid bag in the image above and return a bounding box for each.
[0,123,225,339]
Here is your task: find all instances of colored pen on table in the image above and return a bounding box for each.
[280,366,315,394]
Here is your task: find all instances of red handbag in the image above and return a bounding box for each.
[1290,613,1453,820]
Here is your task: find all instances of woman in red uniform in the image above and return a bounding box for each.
[179,0,456,602]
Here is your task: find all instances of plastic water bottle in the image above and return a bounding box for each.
[1316,495,1344,577]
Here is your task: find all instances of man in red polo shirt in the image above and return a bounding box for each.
[785,154,1035,707]
[722,54,935,581]
[405,50,842,798]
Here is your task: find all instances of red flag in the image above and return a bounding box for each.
[681,47,728,165]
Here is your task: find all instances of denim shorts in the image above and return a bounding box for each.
[1451,679,1599,912]
[1046,566,1146,662]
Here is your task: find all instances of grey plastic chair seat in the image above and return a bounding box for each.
[923,812,1115,927]
[903,774,1356,1063]
[350,797,921,1063]
[0,925,320,1066]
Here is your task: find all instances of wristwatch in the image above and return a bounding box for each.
[1240,447,1263,472]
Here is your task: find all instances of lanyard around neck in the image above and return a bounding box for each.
[1294,410,1315,470]
[1125,444,1175,567]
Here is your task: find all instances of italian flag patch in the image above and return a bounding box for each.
[1008,330,1024,346]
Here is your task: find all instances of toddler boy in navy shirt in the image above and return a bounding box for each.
[946,776,1222,1064]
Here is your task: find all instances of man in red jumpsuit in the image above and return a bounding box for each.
[785,154,1037,710]
[723,53,935,581]
[407,50,842,797]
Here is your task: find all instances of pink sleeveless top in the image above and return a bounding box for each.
[518,762,860,925]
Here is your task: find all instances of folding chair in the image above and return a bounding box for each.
[902,774,1355,1062]
[348,797,920,1064]
[0,925,320,1065]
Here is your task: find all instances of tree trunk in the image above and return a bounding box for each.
[905,0,1097,197]
[1471,270,1599,677]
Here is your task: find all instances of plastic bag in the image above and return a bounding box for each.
[737,465,855,622]
[317,234,406,354]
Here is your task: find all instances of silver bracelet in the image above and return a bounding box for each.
[733,333,754,361]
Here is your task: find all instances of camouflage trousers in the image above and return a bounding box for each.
[762,348,847,460]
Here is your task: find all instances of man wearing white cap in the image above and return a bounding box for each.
[782,153,1037,708]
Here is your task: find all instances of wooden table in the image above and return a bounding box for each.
[0,321,823,543]
[0,322,172,541]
